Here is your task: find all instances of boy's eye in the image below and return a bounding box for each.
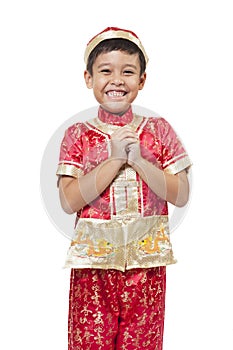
[123,70,134,75]
[100,69,111,74]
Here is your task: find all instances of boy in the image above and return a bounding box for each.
[57,27,191,350]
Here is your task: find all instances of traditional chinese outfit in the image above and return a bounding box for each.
[57,106,191,349]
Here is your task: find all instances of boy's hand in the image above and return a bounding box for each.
[127,142,142,166]
[110,127,138,162]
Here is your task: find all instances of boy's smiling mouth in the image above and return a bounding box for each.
[106,90,127,97]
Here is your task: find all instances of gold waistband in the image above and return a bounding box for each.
[72,215,169,248]
[65,215,176,271]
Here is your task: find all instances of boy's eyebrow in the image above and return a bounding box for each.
[97,63,111,68]
[97,63,138,69]
[122,64,138,70]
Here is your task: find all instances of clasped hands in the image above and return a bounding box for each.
[110,126,141,166]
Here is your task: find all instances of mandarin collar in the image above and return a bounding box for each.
[97,106,134,126]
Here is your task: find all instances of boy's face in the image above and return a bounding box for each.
[84,50,146,115]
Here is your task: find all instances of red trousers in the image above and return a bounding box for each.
[68,267,166,350]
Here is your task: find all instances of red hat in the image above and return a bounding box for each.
[84,27,149,65]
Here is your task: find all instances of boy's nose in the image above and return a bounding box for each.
[111,75,124,86]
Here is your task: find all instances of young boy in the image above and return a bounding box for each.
[57,27,192,350]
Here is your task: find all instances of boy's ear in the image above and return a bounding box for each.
[139,72,147,90]
[84,70,93,89]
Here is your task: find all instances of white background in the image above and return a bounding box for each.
[1,0,233,349]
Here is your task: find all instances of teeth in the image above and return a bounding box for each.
[107,91,125,97]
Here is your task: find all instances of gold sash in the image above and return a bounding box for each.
[64,215,176,271]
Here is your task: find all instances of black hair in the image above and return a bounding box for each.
[86,38,146,76]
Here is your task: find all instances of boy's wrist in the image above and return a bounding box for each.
[108,156,126,167]
[127,154,143,167]
[128,155,145,171]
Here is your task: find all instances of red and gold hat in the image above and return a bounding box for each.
[84,27,149,65]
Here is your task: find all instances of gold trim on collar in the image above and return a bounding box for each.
[87,114,144,135]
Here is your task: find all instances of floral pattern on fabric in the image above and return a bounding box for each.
[57,106,192,270]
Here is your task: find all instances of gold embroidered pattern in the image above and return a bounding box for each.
[68,267,166,349]
[164,156,192,174]
[88,114,144,135]
[110,164,139,218]
[64,216,176,271]
[56,163,84,178]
